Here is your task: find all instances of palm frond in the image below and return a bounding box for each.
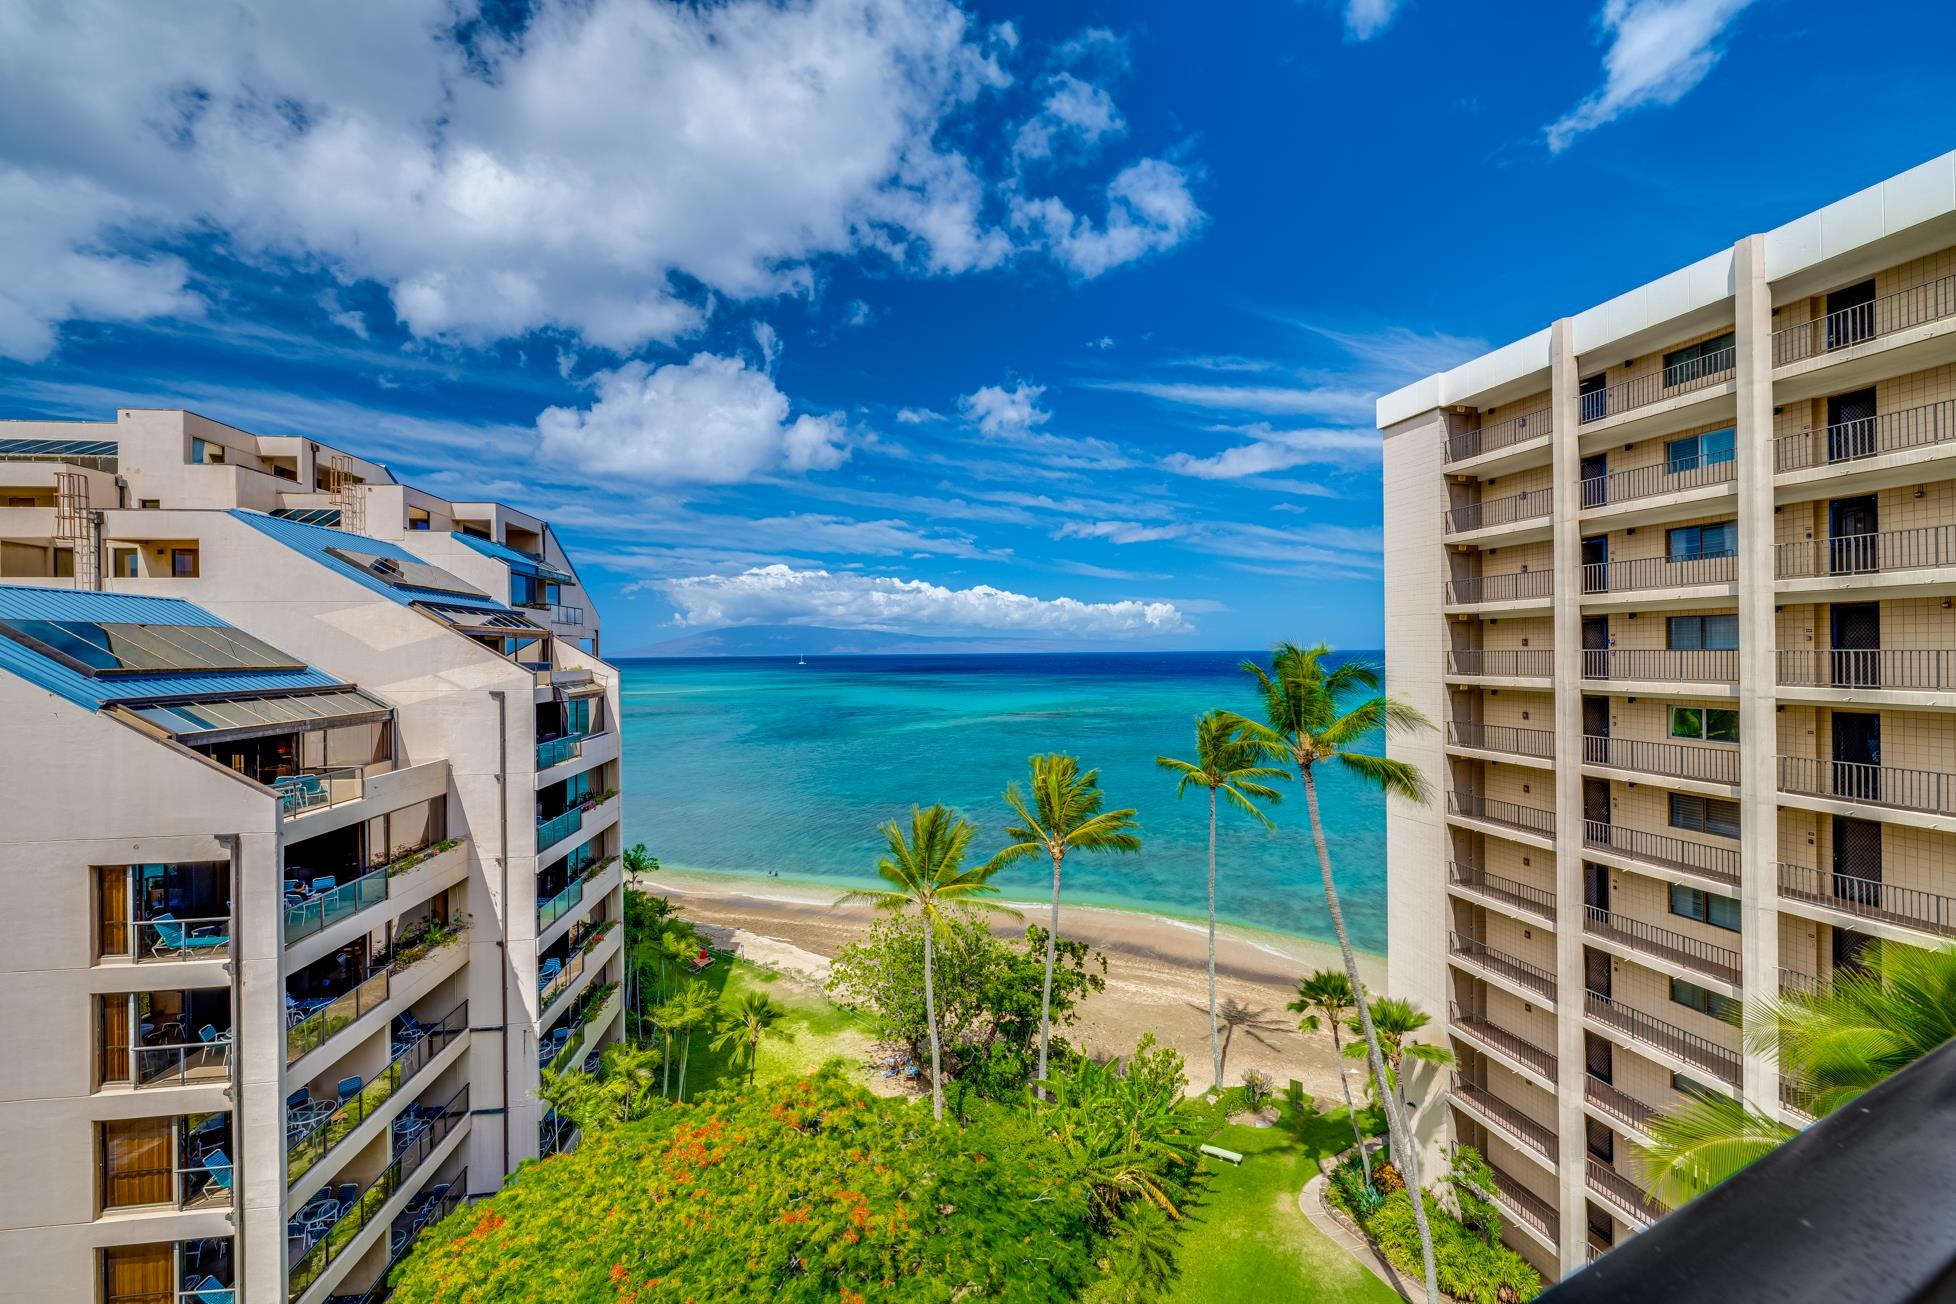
[1333,749,1434,805]
[1638,1092,1792,1207]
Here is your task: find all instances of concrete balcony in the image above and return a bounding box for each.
[1778,755,1956,827]
[1582,905,1741,987]
[1775,397,1956,499]
[1450,1004,1558,1089]
[1488,1163,1560,1251]
[1583,734,1740,791]
[1777,861,1956,942]
[1579,454,1736,530]
[1775,524,1956,601]
[1448,862,1556,923]
[1584,1073,1659,1143]
[1445,648,1553,686]
[1447,791,1556,848]
[1583,990,1740,1087]
[1771,271,1956,395]
[1582,648,1737,694]
[1452,1079,1558,1168]
[1579,345,1737,440]
[1447,719,1556,767]
[1586,1162,1669,1229]
[1444,568,1553,614]
[1441,406,1552,475]
[1776,647,1956,711]
[1449,932,1557,1006]
[1582,820,1740,889]
[1580,552,1737,612]
[1443,488,1553,545]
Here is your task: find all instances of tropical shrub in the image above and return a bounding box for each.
[390,1067,1099,1302]
[1324,1148,1541,1304]
[1238,1069,1274,1113]
[1037,1036,1204,1227]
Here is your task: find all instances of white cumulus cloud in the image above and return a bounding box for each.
[1343,0,1405,40]
[1013,158,1204,279]
[1012,72,1126,163]
[959,380,1051,437]
[535,353,847,484]
[658,563,1189,636]
[1547,0,1758,152]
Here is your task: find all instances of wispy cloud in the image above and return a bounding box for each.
[1547,0,1758,152]
[1342,0,1405,41]
[1161,425,1378,480]
[1086,378,1378,420]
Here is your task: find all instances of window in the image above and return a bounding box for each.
[1670,977,1739,1022]
[111,547,138,578]
[407,506,432,531]
[1667,521,1737,562]
[1666,427,1735,473]
[169,548,199,578]
[1670,884,1741,932]
[1663,332,1735,386]
[1667,614,1738,651]
[104,1243,175,1304]
[1670,706,1739,743]
[189,438,225,465]
[1670,792,1741,839]
[101,1117,174,1209]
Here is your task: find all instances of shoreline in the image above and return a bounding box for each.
[633,864,1386,1103]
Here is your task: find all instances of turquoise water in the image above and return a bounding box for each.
[616,651,1390,953]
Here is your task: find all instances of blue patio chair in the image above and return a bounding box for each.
[147,914,229,958]
[284,879,303,895]
[310,876,337,895]
[336,1075,362,1103]
[189,1275,234,1304]
[286,1086,309,1111]
[336,1182,359,1209]
[201,1148,233,1194]
[197,1024,231,1067]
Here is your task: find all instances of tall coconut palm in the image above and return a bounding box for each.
[839,804,1016,1120]
[1641,940,1956,1205]
[1158,713,1287,1091]
[1290,968,1370,1184]
[989,755,1142,1097]
[658,980,717,1102]
[709,990,791,1088]
[1342,996,1455,1122]
[1225,642,1439,1303]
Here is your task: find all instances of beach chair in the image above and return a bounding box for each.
[336,1075,362,1104]
[689,947,715,972]
[148,914,229,958]
[188,1276,234,1304]
[201,1149,233,1194]
[197,1024,232,1068]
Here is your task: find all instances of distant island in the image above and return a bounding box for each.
[617,623,1164,658]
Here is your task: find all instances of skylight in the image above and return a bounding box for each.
[0,619,306,677]
[323,545,486,599]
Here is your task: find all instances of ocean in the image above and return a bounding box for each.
[615,650,1392,954]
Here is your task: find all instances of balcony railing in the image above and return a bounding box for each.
[1777,755,1956,817]
[1777,861,1956,938]
[1586,1162,1668,1227]
[1449,862,1556,920]
[288,1085,468,1300]
[1446,569,1553,605]
[1779,966,1821,995]
[537,875,589,932]
[338,1171,470,1304]
[1581,454,1736,509]
[1444,490,1552,535]
[1448,791,1556,839]
[1442,407,1551,464]
[537,805,585,852]
[1488,1163,1559,1243]
[133,914,233,962]
[286,969,391,1068]
[276,767,365,820]
[128,1031,234,1089]
[548,602,586,627]
[539,946,591,1011]
[1779,1071,1817,1121]
[1584,734,1739,785]
[1584,1073,1659,1137]
[1583,819,1740,885]
[1584,989,1740,1084]
[1776,647,1956,691]
[1450,1004,1558,1079]
[284,868,389,945]
[1449,933,1557,1001]
[1447,720,1555,760]
[1446,649,1553,679]
[1775,524,1956,582]
[1583,551,1737,595]
[288,1002,467,1186]
[1771,272,1956,366]
[1583,647,1737,685]
[1581,346,1736,424]
[1774,397,1956,473]
[1583,905,1742,984]
[1453,1080,1558,1161]
[537,732,585,770]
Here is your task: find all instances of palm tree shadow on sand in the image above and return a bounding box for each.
[1187,998,1290,1082]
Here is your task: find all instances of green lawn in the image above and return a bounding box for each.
[648,956,879,1095]
[1167,1108,1401,1304]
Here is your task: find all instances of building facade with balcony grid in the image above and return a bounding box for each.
[1379,151,1956,1282]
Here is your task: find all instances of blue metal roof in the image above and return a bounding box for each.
[450,530,576,584]
[0,584,343,711]
[230,510,508,611]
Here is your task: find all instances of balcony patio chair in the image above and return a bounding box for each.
[336,1075,362,1104]
[188,1276,233,1304]
[538,956,563,985]
[310,876,337,895]
[196,1024,232,1068]
[336,1182,359,1210]
[286,1086,310,1112]
[147,914,229,958]
[201,1149,232,1195]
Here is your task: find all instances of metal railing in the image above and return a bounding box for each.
[106,1155,234,1212]
[1584,989,1740,1084]
[133,914,233,962]
[1585,734,1739,785]
[1584,1073,1658,1136]
[1776,862,1956,937]
[1586,1163,1667,1226]
[1583,647,1737,685]
[1449,862,1556,919]
[1771,273,1956,365]
[1774,397,1956,473]
[537,875,589,931]
[1448,791,1556,839]
[288,1002,467,1186]
[1443,490,1551,535]
[284,869,389,945]
[1581,346,1736,424]
[1779,966,1821,995]
[1449,933,1557,1001]
[1488,1163,1559,1242]
[1583,551,1737,594]
[1443,407,1552,463]
[288,1085,468,1300]
[1453,1080,1558,1161]
[1447,720,1555,760]
[1775,524,1956,580]
[1581,453,1736,509]
[1445,569,1553,605]
[1583,905,1741,983]
[276,767,366,819]
[539,946,590,1012]
[127,1033,234,1089]
[537,806,585,852]
[1778,755,1956,817]
[1450,1004,1558,1079]
[339,1171,470,1304]
[1776,647,1956,690]
[287,969,391,1067]
[1583,820,1740,885]
[537,733,585,770]
[1446,648,1553,679]
[548,603,586,627]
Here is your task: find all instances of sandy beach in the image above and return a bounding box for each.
[632,866,1386,1104]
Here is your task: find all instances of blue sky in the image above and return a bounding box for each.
[4,1,1955,651]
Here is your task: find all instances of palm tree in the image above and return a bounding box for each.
[710,990,791,1088]
[1290,968,1370,1184]
[1342,996,1455,1122]
[990,755,1142,1096]
[1641,941,1956,1204]
[658,980,717,1102]
[839,804,1015,1120]
[1158,712,1287,1092]
[623,842,659,877]
[1226,642,1439,1303]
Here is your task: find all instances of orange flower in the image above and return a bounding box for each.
[611,1263,629,1283]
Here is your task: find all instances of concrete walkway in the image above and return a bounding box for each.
[1297,1171,1437,1304]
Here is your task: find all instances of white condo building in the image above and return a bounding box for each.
[0,409,626,1302]
[1380,152,1956,1278]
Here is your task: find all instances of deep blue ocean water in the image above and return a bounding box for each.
[615,650,1390,953]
